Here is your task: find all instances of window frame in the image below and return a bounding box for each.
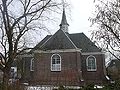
[30,58,34,71]
[86,55,97,71]
[51,54,61,71]
[10,67,17,78]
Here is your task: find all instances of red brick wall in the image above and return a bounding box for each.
[82,54,106,85]
[30,52,106,86]
[31,52,81,86]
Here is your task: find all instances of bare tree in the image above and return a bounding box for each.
[90,0,120,60]
[0,0,66,89]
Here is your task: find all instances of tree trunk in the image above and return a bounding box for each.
[2,68,10,90]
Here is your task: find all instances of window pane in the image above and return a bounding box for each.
[87,56,96,71]
[56,59,60,64]
[52,59,56,64]
[51,54,61,71]
[52,55,60,64]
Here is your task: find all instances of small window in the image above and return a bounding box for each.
[51,54,61,71]
[10,67,17,78]
[30,58,34,71]
[86,55,97,71]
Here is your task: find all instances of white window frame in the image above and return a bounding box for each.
[86,55,97,71]
[30,58,34,71]
[10,67,17,79]
[51,54,61,71]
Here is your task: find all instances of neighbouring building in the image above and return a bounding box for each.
[107,59,120,80]
[19,8,107,86]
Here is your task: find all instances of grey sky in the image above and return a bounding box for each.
[32,0,96,45]
[69,0,95,37]
[0,0,96,50]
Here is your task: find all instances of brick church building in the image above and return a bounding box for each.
[19,8,107,86]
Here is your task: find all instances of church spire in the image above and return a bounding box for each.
[59,8,69,33]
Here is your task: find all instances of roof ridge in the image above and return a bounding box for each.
[69,32,84,35]
[40,29,78,50]
[61,30,77,49]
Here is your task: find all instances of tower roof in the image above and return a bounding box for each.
[59,8,69,26]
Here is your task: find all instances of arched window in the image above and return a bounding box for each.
[51,54,61,71]
[86,55,97,71]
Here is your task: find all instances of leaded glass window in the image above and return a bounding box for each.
[51,54,61,71]
[86,56,97,71]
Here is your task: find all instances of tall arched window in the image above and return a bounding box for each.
[51,54,61,71]
[86,55,97,71]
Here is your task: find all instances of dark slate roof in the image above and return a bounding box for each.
[33,35,52,50]
[32,30,100,52]
[37,30,77,50]
[69,33,101,52]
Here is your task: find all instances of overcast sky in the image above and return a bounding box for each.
[33,0,96,44]
[68,0,95,37]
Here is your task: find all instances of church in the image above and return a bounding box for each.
[19,8,107,86]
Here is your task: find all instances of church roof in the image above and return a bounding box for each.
[33,30,77,50]
[32,8,101,52]
[69,33,101,52]
[33,31,101,52]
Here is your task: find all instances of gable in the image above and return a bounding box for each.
[35,30,77,50]
[32,31,101,52]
